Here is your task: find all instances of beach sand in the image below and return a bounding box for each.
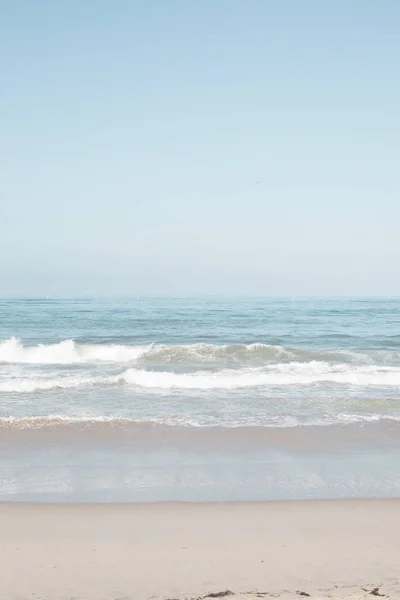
[0,500,399,599]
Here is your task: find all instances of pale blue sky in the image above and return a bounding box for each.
[1,0,399,296]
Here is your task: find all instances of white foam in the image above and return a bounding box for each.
[0,374,106,393]
[119,362,400,389]
[0,415,133,428]
[3,361,400,393]
[0,337,148,365]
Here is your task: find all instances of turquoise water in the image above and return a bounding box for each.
[1,297,400,501]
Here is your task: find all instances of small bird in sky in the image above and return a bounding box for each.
[256,180,260,184]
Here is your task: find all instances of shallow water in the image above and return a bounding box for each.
[1,297,400,501]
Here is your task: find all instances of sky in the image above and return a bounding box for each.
[1,0,399,296]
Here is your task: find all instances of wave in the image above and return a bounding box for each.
[0,337,394,367]
[0,375,107,393]
[0,337,145,365]
[118,363,400,389]
[3,362,400,392]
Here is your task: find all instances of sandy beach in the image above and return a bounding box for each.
[0,500,399,599]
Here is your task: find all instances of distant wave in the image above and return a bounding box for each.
[3,362,400,393]
[0,337,397,367]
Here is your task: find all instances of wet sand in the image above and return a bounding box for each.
[2,418,400,452]
[0,500,399,599]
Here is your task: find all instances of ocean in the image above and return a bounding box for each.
[1,297,400,502]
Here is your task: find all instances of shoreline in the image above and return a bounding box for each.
[2,495,400,505]
[1,499,399,599]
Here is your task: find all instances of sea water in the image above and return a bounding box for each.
[1,297,400,501]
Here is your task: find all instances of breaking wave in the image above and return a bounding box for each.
[118,363,400,389]
[2,362,400,393]
[0,337,145,364]
[0,337,397,367]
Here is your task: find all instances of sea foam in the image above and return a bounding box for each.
[2,361,400,393]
